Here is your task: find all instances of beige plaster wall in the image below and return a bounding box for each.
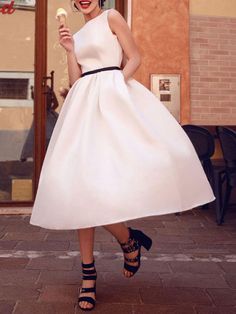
[0,10,34,71]
[190,0,236,17]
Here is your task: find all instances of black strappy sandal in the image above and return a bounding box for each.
[78,260,97,311]
[119,227,152,277]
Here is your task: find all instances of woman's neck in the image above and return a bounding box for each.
[84,8,103,23]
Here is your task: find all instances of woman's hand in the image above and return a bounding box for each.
[59,25,74,53]
[121,70,129,83]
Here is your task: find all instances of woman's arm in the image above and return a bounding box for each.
[108,9,141,82]
[59,25,82,86]
[66,50,82,86]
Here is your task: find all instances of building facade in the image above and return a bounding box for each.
[0,0,235,205]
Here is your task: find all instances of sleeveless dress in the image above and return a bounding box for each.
[30,9,215,230]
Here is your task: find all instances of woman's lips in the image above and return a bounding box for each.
[79,1,91,9]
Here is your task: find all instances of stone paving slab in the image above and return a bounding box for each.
[160,273,229,289]
[0,301,15,314]
[195,306,236,314]
[0,205,235,313]
[13,301,77,314]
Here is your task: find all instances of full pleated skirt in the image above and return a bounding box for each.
[30,71,215,230]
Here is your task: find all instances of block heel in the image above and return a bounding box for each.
[118,227,153,277]
[130,228,153,251]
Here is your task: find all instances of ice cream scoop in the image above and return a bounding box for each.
[56,8,68,27]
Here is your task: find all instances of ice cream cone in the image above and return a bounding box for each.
[56,8,68,27]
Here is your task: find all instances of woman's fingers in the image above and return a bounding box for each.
[59,33,72,42]
[58,25,74,52]
[60,36,72,41]
[59,27,71,38]
[59,26,70,33]
[59,31,71,38]
[59,27,70,33]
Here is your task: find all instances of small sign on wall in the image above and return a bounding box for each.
[150,74,181,122]
[0,0,35,11]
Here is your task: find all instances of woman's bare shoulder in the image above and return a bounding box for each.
[107,8,128,36]
[107,8,126,23]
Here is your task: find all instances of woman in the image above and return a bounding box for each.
[30,0,215,311]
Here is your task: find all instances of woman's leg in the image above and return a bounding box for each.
[103,223,139,278]
[77,227,96,310]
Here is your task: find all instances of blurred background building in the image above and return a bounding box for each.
[0,0,235,207]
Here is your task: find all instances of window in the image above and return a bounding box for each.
[0,78,28,99]
[0,72,34,107]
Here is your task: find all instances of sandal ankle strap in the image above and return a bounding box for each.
[80,286,96,293]
[119,238,140,253]
[124,255,140,263]
[82,274,97,280]
[82,268,96,275]
[81,260,95,268]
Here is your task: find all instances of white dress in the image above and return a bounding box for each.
[30,9,215,230]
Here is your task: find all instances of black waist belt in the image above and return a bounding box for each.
[81,66,121,78]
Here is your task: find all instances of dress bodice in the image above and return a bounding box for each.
[73,9,123,73]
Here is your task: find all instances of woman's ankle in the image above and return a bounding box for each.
[81,258,95,266]
[116,227,130,244]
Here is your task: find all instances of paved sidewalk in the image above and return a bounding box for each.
[0,204,236,314]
